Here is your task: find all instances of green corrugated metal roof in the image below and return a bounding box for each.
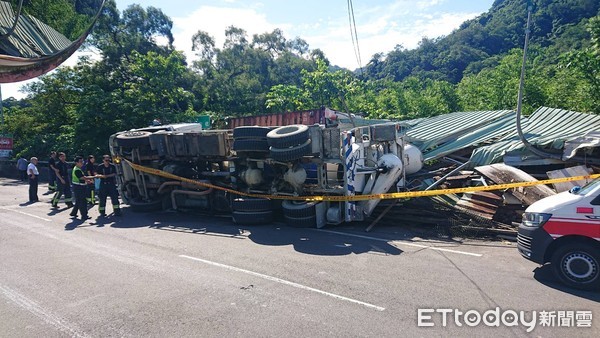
[405,110,515,154]
[470,107,600,166]
[0,1,71,58]
[422,112,520,161]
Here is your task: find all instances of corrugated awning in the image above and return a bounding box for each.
[0,0,105,83]
[0,1,71,58]
[404,109,515,161]
[470,107,600,166]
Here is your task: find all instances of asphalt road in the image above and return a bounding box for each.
[0,178,598,337]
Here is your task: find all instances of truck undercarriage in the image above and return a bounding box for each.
[109,121,423,228]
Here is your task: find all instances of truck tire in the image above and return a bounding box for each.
[284,215,317,228]
[233,126,271,139]
[233,139,269,152]
[232,197,273,212]
[116,131,152,148]
[270,139,312,162]
[551,243,600,291]
[232,210,273,225]
[267,125,309,148]
[282,200,318,218]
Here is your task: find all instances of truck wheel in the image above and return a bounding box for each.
[233,126,271,139]
[282,200,318,218]
[551,243,600,291]
[116,131,152,148]
[267,125,309,148]
[233,139,269,152]
[232,197,273,212]
[232,210,273,225]
[270,139,312,162]
[284,215,317,228]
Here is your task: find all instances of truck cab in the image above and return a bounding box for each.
[518,177,600,290]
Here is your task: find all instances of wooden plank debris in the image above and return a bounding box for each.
[474,163,556,206]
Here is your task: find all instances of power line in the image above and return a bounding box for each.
[347,0,363,73]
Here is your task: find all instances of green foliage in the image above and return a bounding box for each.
[190,26,318,115]
[363,0,600,84]
[19,0,93,40]
[558,15,600,112]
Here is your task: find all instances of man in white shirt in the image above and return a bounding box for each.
[27,157,39,203]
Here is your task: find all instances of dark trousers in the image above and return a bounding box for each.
[52,178,72,206]
[28,176,38,202]
[49,169,57,189]
[99,183,120,214]
[87,183,96,203]
[70,184,88,217]
[19,170,27,181]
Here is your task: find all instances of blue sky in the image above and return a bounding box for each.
[1,0,495,99]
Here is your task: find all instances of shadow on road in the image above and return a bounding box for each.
[533,264,600,301]
[133,210,404,256]
[65,217,92,231]
[47,205,70,216]
[0,179,25,187]
[248,223,403,256]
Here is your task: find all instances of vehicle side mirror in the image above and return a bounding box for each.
[569,186,581,194]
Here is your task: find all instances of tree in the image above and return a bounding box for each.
[561,15,600,112]
[191,26,320,116]
[90,2,174,64]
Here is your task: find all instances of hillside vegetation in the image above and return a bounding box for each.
[2,0,600,158]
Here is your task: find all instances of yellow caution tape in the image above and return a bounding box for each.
[122,159,600,202]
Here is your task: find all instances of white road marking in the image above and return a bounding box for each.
[0,206,51,222]
[0,284,89,338]
[316,230,483,257]
[179,254,385,311]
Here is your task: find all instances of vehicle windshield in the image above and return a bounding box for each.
[575,177,600,195]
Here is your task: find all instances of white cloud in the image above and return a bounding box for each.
[294,3,481,69]
[171,6,287,64]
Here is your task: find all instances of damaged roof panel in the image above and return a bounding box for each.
[421,112,519,162]
[0,1,71,58]
[470,107,600,166]
[405,110,514,154]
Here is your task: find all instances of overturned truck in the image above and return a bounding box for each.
[109,119,424,227]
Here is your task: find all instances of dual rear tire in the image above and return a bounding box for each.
[267,125,312,161]
[282,200,319,228]
[231,197,274,225]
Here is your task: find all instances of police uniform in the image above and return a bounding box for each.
[51,159,73,208]
[70,165,88,219]
[97,161,121,216]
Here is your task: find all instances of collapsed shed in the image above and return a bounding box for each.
[368,107,600,238]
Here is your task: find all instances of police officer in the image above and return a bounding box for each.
[97,155,121,216]
[51,152,73,208]
[27,157,39,203]
[70,156,94,220]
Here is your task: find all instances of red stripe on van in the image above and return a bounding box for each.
[543,219,599,238]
